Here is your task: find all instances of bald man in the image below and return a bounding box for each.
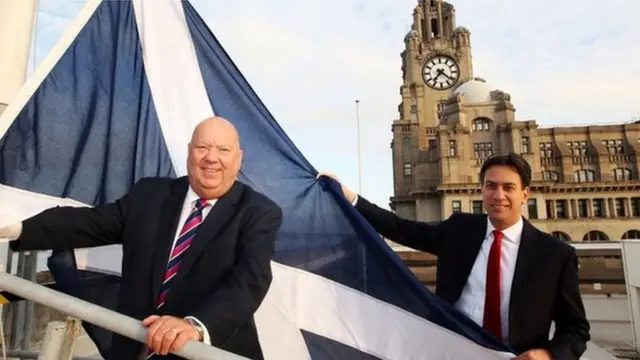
[0,117,283,360]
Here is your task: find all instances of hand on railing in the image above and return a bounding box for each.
[0,222,22,242]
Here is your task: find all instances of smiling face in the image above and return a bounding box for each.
[481,165,530,230]
[186,117,243,199]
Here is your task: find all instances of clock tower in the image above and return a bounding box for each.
[390,0,473,212]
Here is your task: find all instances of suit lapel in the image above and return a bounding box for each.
[508,218,540,340]
[451,215,488,302]
[150,178,189,306]
[170,181,244,291]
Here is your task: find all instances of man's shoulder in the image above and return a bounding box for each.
[235,181,282,214]
[132,176,183,192]
[446,212,487,226]
[525,220,575,254]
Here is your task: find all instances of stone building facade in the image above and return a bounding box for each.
[389,0,640,243]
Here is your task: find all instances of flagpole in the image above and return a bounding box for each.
[0,0,39,351]
[0,0,38,117]
[355,100,362,194]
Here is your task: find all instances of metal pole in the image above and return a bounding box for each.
[23,251,39,348]
[355,99,362,194]
[38,320,76,360]
[0,271,249,360]
[10,251,28,349]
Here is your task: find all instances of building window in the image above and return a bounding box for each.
[471,118,490,132]
[539,142,554,158]
[542,171,559,181]
[602,139,624,154]
[613,168,632,181]
[615,198,626,217]
[551,231,571,241]
[546,200,553,219]
[556,200,567,219]
[592,199,604,217]
[578,199,588,217]
[472,201,483,214]
[521,137,530,153]
[452,200,461,213]
[583,231,609,242]
[622,230,640,240]
[449,140,457,157]
[632,198,640,217]
[473,142,493,158]
[436,101,446,123]
[573,169,595,183]
[568,141,588,156]
[403,162,412,178]
[527,199,538,219]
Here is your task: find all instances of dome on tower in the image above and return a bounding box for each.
[452,77,492,104]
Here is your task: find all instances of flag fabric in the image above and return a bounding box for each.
[0,0,516,359]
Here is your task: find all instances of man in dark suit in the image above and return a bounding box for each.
[0,116,283,360]
[319,153,590,360]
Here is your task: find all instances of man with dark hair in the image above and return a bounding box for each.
[319,153,590,360]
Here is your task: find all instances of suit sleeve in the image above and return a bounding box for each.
[9,191,132,252]
[187,203,283,344]
[547,247,590,360]
[354,195,448,255]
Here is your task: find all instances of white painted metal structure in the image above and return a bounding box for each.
[622,240,640,354]
[0,0,37,112]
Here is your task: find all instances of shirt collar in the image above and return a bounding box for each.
[186,186,217,207]
[485,216,524,244]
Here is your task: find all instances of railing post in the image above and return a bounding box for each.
[38,319,80,360]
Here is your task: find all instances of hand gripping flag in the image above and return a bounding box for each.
[0,1,516,359]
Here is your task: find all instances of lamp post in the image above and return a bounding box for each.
[355,100,362,194]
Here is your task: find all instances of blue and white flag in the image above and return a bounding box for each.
[0,1,515,359]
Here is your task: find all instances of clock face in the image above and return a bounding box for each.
[422,55,460,90]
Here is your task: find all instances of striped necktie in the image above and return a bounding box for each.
[157,198,209,309]
[147,198,209,358]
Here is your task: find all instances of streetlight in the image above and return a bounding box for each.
[355,100,362,194]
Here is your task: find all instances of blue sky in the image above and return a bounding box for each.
[32,0,640,209]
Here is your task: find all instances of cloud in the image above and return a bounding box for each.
[32,0,640,209]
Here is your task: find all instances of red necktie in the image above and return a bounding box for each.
[483,230,503,340]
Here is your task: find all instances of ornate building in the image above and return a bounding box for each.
[389,0,640,244]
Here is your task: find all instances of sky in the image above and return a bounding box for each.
[30,0,640,209]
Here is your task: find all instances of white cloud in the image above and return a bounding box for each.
[31,0,640,208]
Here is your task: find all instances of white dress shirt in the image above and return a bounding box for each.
[454,216,523,341]
[175,186,218,345]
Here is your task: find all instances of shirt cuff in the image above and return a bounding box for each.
[184,316,211,345]
[351,195,358,206]
[0,222,23,241]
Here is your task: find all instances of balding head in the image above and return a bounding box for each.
[186,116,243,199]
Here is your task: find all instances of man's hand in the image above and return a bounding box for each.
[512,349,553,360]
[0,222,22,242]
[142,315,201,356]
[316,172,357,204]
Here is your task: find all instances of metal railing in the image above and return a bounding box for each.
[0,271,248,360]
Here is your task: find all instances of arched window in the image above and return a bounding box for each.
[582,231,610,242]
[622,230,640,240]
[551,231,571,242]
[573,169,595,183]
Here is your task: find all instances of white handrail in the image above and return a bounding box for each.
[0,271,248,360]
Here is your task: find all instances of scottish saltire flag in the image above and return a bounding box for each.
[0,0,516,359]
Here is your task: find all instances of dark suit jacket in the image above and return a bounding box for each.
[355,196,590,360]
[10,177,283,360]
